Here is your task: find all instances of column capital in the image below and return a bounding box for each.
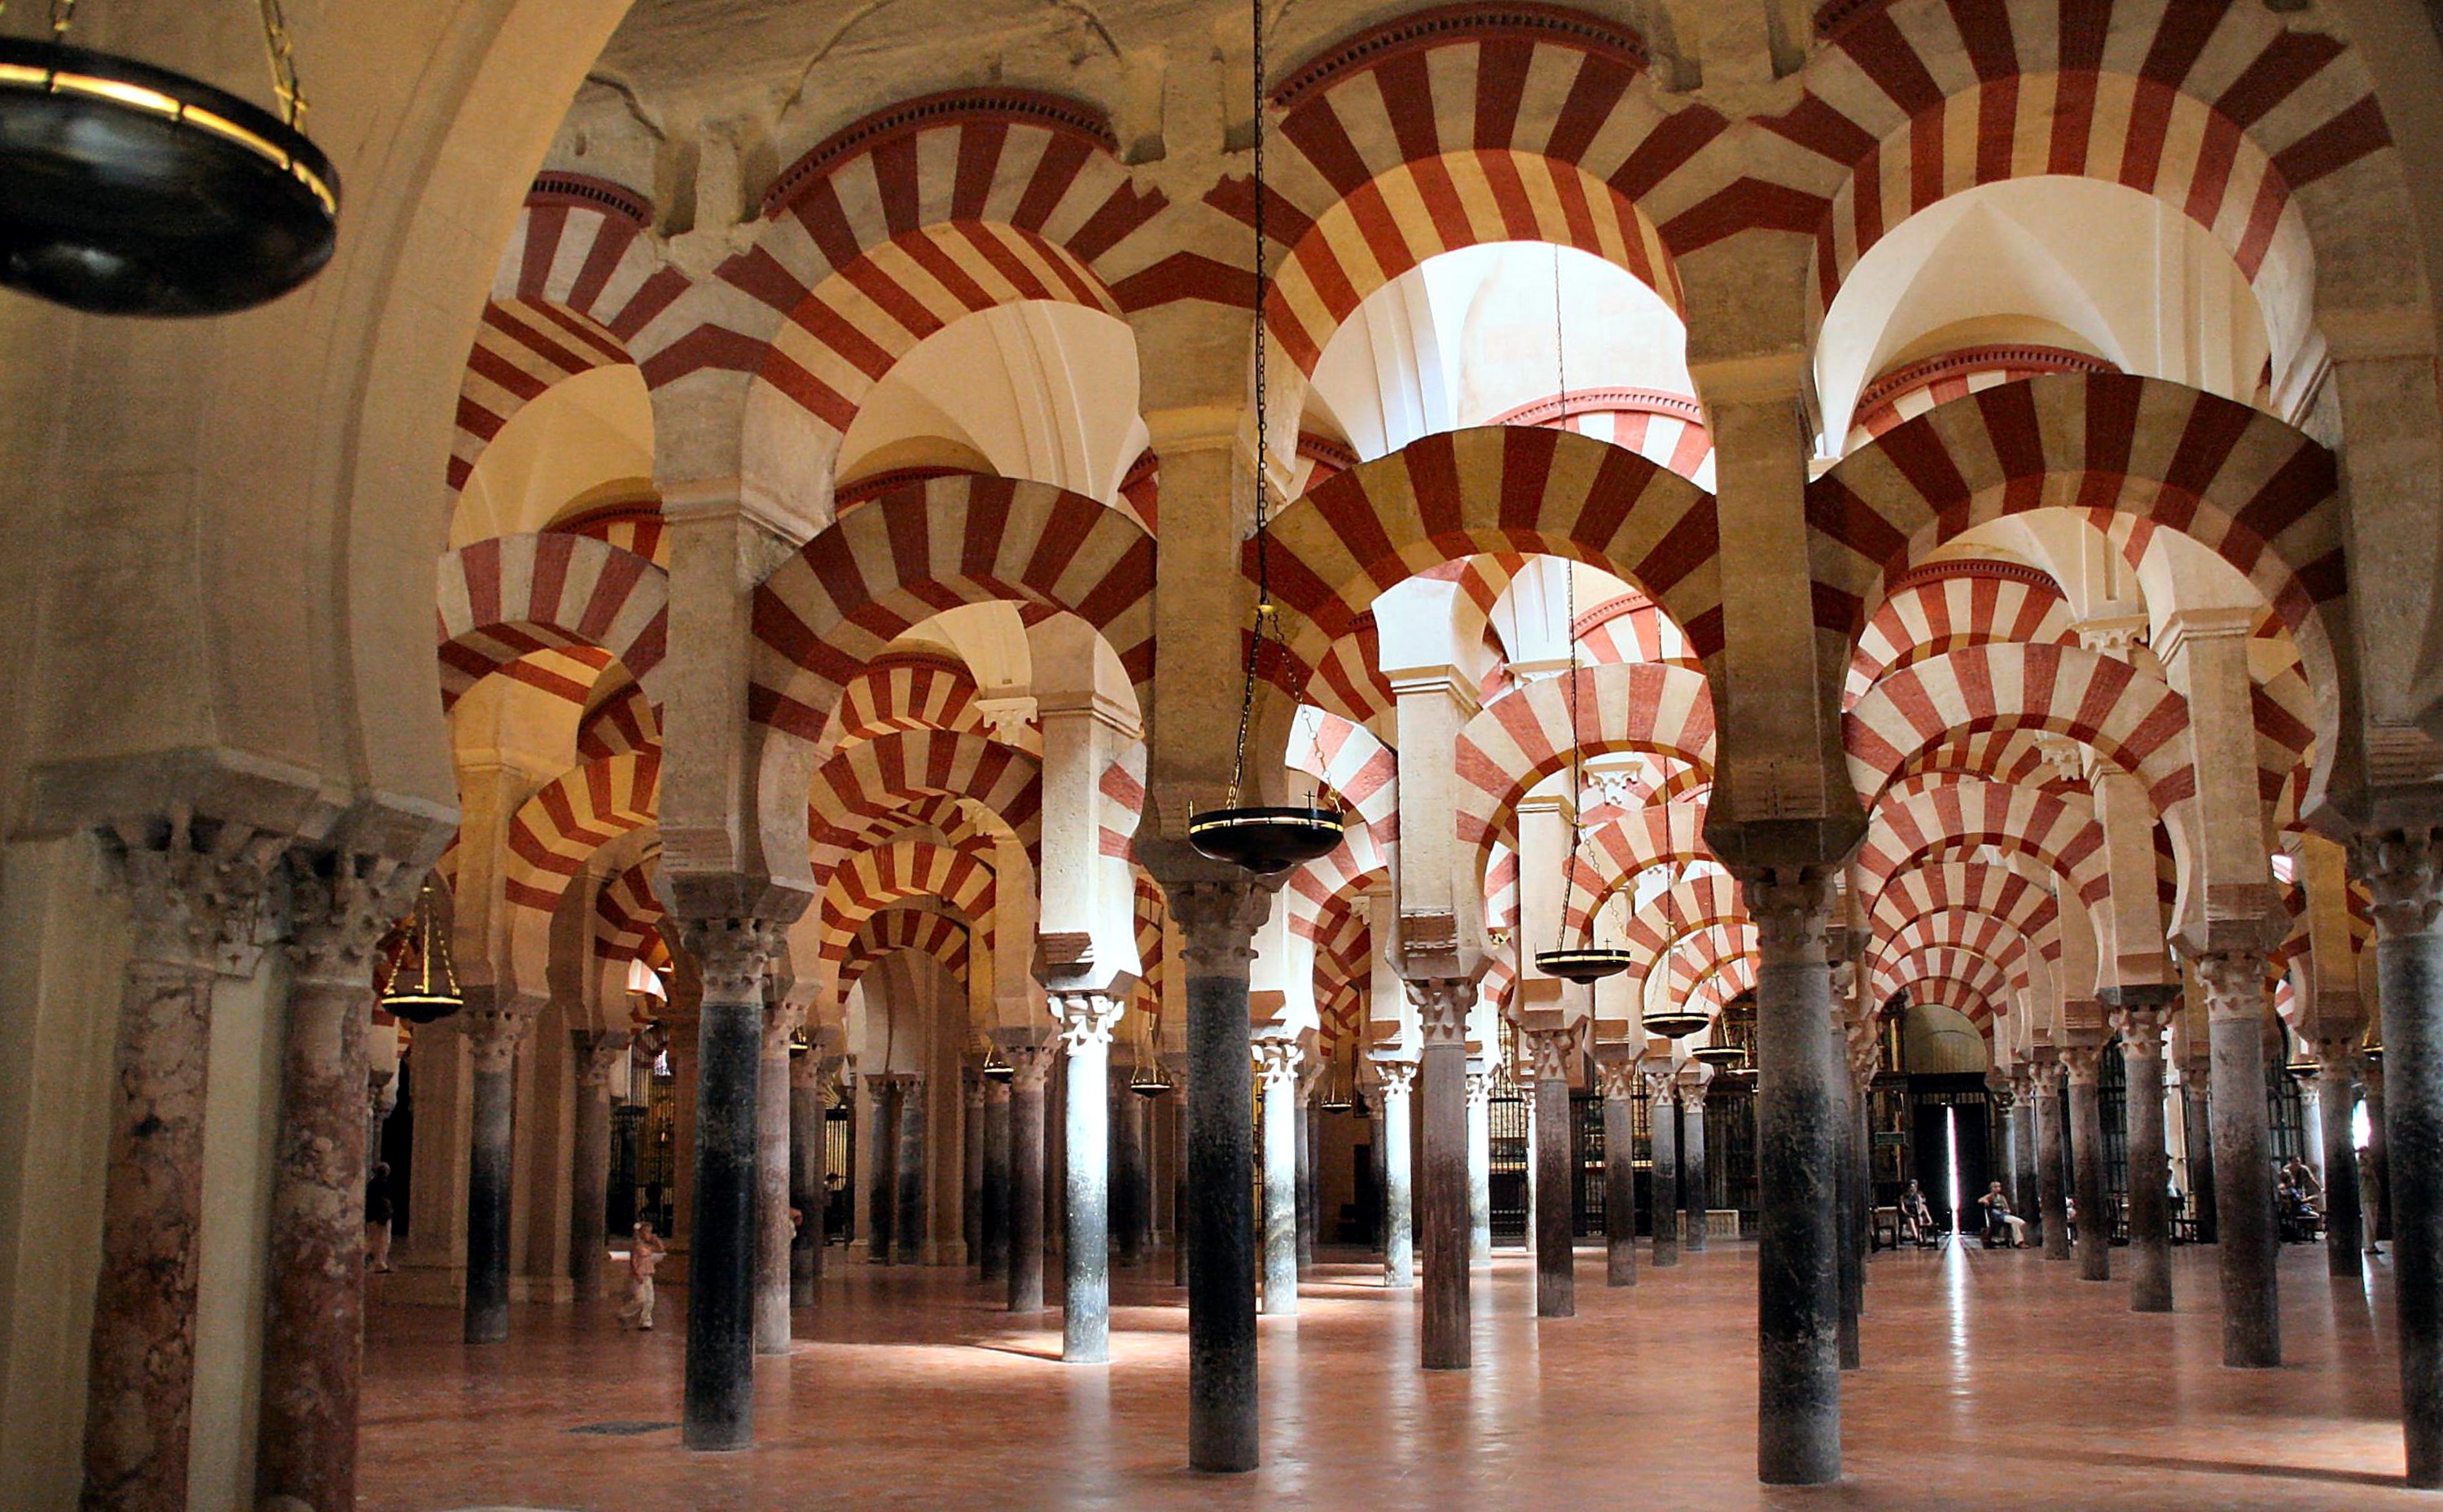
[1373,1058,1418,1097]
[1007,1043,1057,1091]
[1985,1073,2017,1113]
[461,991,540,1075]
[283,848,423,988]
[1050,991,1124,1054]
[2058,1042,2105,1085]
[1734,866,1839,958]
[1595,1059,1638,1102]
[2349,827,2443,938]
[676,916,787,1003]
[573,1030,629,1090]
[2110,1003,2172,1056]
[788,1045,825,1092]
[1642,1064,1678,1103]
[1524,1023,1582,1085]
[2025,1056,2065,1096]
[97,812,290,972]
[1677,1059,1717,1098]
[2309,1032,2363,1081]
[1164,879,1273,974]
[2191,950,2271,1024]
[982,1075,1013,1106]
[1844,1015,1881,1087]
[1254,1038,1304,1088]
[1405,975,1478,1045]
[1464,1067,1495,1107]
[762,996,805,1052]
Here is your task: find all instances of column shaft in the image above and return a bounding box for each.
[754,1011,795,1355]
[867,1079,900,1267]
[1056,999,1116,1363]
[1683,1088,1711,1253]
[463,1024,519,1345]
[1173,880,1264,1473]
[2376,910,2443,1481]
[2117,1017,2173,1313]
[1295,1098,1316,1271]
[1602,1082,1636,1286]
[789,1069,824,1304]
[1648,1083,1679,1268]
[2065,1051,2112,1282]
[1380,1070,1416,1289]
[1113,1081,1147,1269]
[894,1080,927,1265]
[1419,1037,1471,1368]
[1259,1047,1300,1316]
[2033,1067,2071,1260]
[1467,1075,1493,1267]
[2202,957,2280,1369]
[571,1040,619,1304]
[1533,1073,1573,1317]
[2318,1057,2364,1279]
[1833,1069,1861,1370]
[980,1081,1012,1285]
[1007,1054,1050,1312]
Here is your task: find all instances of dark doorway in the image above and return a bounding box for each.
[1909,1076,1994,1234]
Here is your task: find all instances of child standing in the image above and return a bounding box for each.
[616,1221,666,1330]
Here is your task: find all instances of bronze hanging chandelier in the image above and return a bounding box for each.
[1186,0,1345,878]
[0,0,340,315]
[378,879,463,1025]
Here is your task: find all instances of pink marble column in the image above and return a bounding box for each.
[257,852,420,1512]
[81,817,281,1512]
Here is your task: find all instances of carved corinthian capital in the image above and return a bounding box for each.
[1405,976,1477,1046]
[678,917,786,1004]
[1253,1038,1303,1088]
[1596,1058,1638,1102]
[1050,992,1124,1054]
[97,811,289,971]
[1373,1059,1418,1098]
[2191,950,2271,1025]
[2350,828,2443,939]
[285,849,422,988]
[461,992,538,1075]
[1166,880,1272,973]
[573,1030,629,1091]
[1524,1023,1581,1085]
[1736,866,1838,959]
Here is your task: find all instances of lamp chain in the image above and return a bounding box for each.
[1225,0,1270,805]
[4,0,309,128]
[1552,243,1583,958]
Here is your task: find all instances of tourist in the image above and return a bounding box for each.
[617,1221,665,1330]
[1977,1181,2026,1247]
[1899,1180,1935,1245]
[363,1162,395,1273]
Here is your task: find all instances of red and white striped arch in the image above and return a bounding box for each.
[1878,941,2020,1030]
[1306,613,1397,727]
[450,179,689,497]
[1228,6,1754,373]
[1844,642,2195,812]
[1871,861,2062,960]
[1492,389,1716,489]
[1808,375,2344,712]
[1857,776,2108,909]
[840,907,971,995]
[1849,346,2117,445]
[577,681,660,763]
[550,502,669,568]
[819,652,998,752]
[1873,914,2039,1010]
[437,533,669,709]
[807,730,1042,883]
[1899,971,2006,1033]
[1783,0,2390,321]
[847,792,1005,864]
[1265,427,1724,683]
[1846,559,2077,707]
[1613,870,1748,1005]
[1892,726,2082,795]
[593,860,664,963]
[1484,844,1519,934]
[1568,805,1716,907]
[636,90,1179,477]
[816,840,998,1000]
[1688,953,1760,1015]
[1455,661,1715,867]
[502,753,661,985]
[1657,922,1760,1008]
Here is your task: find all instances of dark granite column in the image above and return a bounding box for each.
[2108,998,2175,1312]
[1848,1017,1877,1336]
[2353,831,2443,1484]
[894,1076,928,1266]
[1169,1078,1191,1287]
[1166,879,1269,1470]
[2010,1067,2041,1234]
[1742,867,1843,1486]
[1645,1068,1679,1268]
[1007,1045,1052,1312]
[755,1001,798,1355]
[1378,1060,1417,1289]
[1256,1039,1302,1316]
[2030,1056,2072,1260]
[2061,1042,2112,1282]
[2182,1050,2217,1244]
[2196,950,2281,1369]
[256,850,413,1512]
[572,1032,627,1305]
[1599,1058,1638,1287]
[2366,1058,2392,1247]
[677,918,783,1452]
[1682,1067,1713,1254]
[2313,1037,2365,1279]
[866,1076,901,1266]
[1113,1074,1147,1269]
[462,992,537,1345]
[1526,1028,1578,1318]
[1412,979,1476,1370]
[1295,1079,1318,1272]
[1832,1044,1861,1370]
[790,1054,826,1304]
[1050,993,1121,1362]
[980,1076,1012,1284]
[965,1073,986,1267]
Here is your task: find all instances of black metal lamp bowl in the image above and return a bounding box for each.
[1533,945,1633,984]
[0,37,340,316]
[1187,803,1344,875]
[1127,1070,1169,1098]
[1691,1039,1747,1068]
[1643,1005,1711,1040]
[379,988,461,1027]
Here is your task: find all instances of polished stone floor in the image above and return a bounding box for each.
[364,1239,2414,1510]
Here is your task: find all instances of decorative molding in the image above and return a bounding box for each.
[761,87,1119,218]
[1273,3,1649,112]
[527,172,653,227]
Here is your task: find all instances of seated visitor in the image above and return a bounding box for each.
[1899,1180,1936,1244]
[1977,1181,2027,1247]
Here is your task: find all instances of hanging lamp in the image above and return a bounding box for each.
[1319,1041,1355,1113]
[1186,0,1344,878]
[1127,1010,1170,1097]
[981,1040,1015,1085]
[379,879,462,1025]
[1692,1032,1748,1068]
[0,0,340,315]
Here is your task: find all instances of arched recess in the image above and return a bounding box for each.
[1876,945,2018,1034]
[1847,559,2078,707]
[1228,4,1735,375]
[807,730,1043,881]
[594,858,664,963]
[841,908,972,995]
[1612,870,1748,1007]
[437,532,669,708]
[749,471,1155,894]
[1783,0,2403,336]
[635,89,1179,511]
[449,177,687,497]
[1844,642,2197,813]
[814,840,998,1002]
[1807,374,2348,796]
[496,751,661,988]
[1454,661,1716,872]
[1261,427,1723,695]
[818,652,1000,752]
[1857,776,2109,910]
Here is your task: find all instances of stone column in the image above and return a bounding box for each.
[1645,1067,1679,1268]
[1412,979,1476,1370]
[1050,993,1121,1362]
[1256,1039,1303,1317]
[2029,1056,2072,1261]
[675,918,784,1452]
[1006,1046,1053,1312]
[979,1076,1013,1283]
[572,1030,628,1304]
[1165,880,1268,1470]
[1112,1075,1147,1269]
[894,1075,928,1265]
[255,850,414,1512]
[1682,1065,1713,1253]
[1294,1080,1318,1271]
[2352,831,2443,1483]
[964,1072,988,1269]
[1837,1021,1871,1370]
[1525,1027,1578,1318]
[1743,869,1843,1485]
[2009,1067,2041,1233]
[2181,1045,2218,1244]
[790,1053,826,1303]
[2195,950,2281,1369]
[462,993,538,1344]
[2313,1036,2365,1279]
[866,1076,901,1266]
[1466,1067,1494,1267]
[1377,1060,1417,1289]
[2111,1000,2175,1311]
[1169,1077,1191,1286]
[755,999,800,1355]
[1598,1058,1638,1286]
[2366,1058,2392,1247]
[2060,1042,2112,1282]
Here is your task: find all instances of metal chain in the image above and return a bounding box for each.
[260,0,305,128]
[1553,243,1583,955]
[0,1,88,36]
[1226,0,1270,805]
